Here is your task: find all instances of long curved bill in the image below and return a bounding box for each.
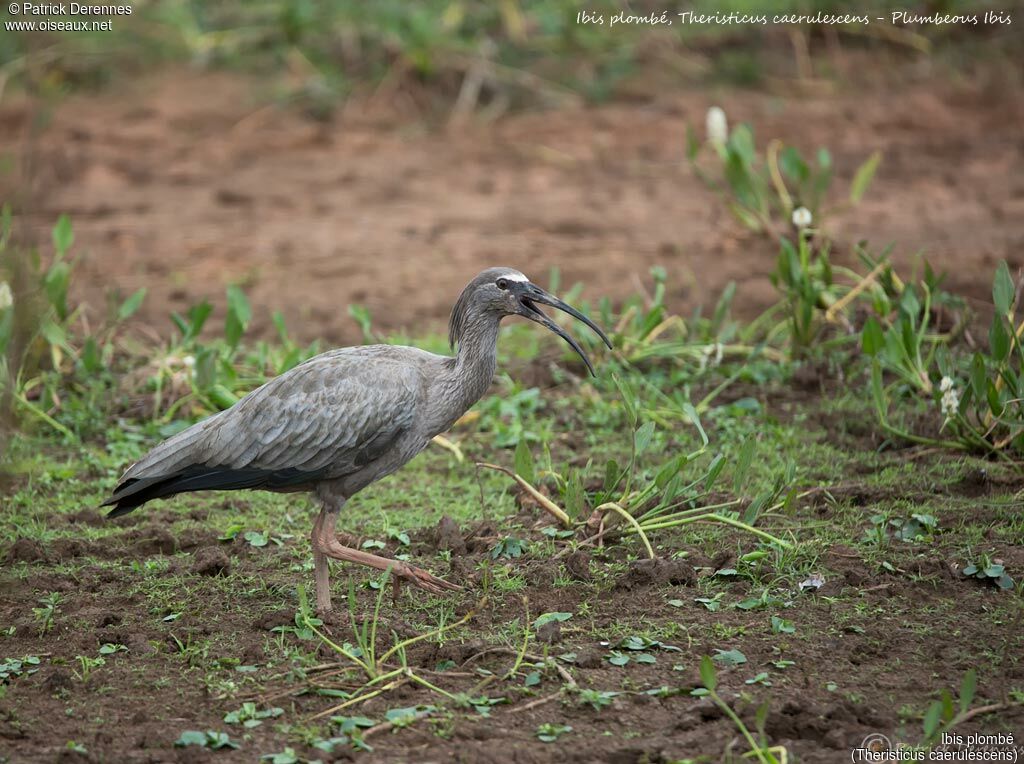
[516,283,613,376]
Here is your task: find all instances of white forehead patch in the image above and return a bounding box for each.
[500,271,529,282]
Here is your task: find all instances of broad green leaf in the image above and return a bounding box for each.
[778,146,809,184]
[850,151,881,204]
[634,420,656,454]
[117,288,147,321]
[970,353,987,401]
[861,317,885,356]
[959,670,976,714]
[174,731,208,748]
[990,315,1010,361]
[732,438,755,493]
[612,373,637,425]
[52,214,74,256]
[81,337,102,373]
[514,439,535,484]
[224,285,252,348]
[712,649,747,666]
[44,260,71,319]
[704,453,726,490]
[533,612,572,630]
[699,655,717,690]
[993,261,1014,316]
[604,459,621,491]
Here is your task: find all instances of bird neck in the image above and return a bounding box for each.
[453,314,501,402]
[431,313,500,432]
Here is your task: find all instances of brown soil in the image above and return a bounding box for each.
[2,59,1022,345]
[2,52,1024,763]
[2,501,1023,763]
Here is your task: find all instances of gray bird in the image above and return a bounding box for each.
[103,267,611,612]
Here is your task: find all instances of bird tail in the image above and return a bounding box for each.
[102,467,275,517]
[101,414,224,517]
[100,410,322,518]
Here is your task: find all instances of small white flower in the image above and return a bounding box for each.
[0,281,12,311]
[791,206,813,229]
[940,379,960,418]
[183,355,196,369]
[699,342,724,372]
[705,106,728,148]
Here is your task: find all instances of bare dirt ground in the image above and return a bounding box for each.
[1,57,1022,345]
[2,52,1024,763]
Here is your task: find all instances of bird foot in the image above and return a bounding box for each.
[390,562,462,595]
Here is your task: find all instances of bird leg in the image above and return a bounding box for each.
[311,506,460,612]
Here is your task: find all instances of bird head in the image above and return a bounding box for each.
[449,267,613,375]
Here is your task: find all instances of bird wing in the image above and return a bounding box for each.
[104,350,423,513]
[201,352,421,473]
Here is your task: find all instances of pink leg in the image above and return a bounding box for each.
[311,507,460,612]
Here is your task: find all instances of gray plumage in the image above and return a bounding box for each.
[103,267,611,609]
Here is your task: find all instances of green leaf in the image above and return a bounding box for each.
[604,459,621,491]
[712,649,747,666]
[771,616,795,634]
[40,319,68,350]
[44,260,71,319]
[685,122,700,161]
[532,612,572,630]
[850,150,882,204]
[699,655,717,691]
[778,146,809,184]
[990,315,1011,361]
[993,261,1014,316]
[970,353,987,402]
[174,731,208,748]
[922,700,943,737]
[703,453,726,490]
[52,214,74,256]
[513,439,535,484]
[224,285,252,348]
[861,317,885,356]
[81,338,102,374]
[117,288,147,321]
[244,531,269,548]
[634,420,656,454]
[733,438,755,493]
[959,670,976,714]
[613,373,637,425]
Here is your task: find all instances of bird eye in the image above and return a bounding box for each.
[496,278,509,290]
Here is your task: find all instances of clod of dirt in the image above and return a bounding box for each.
[253,609,292,631]
[44,667,74,693]
[66,508,104,527]
[5,538,45,564]
[536,620,562,645]
[131,527,177,556]
[563,550,592,581]
[96,612,122,628]
[50,538,90,560]
[191,546,230,577]
[710,550,735,571]
[453,720,494,740]
[574,646,605,669]
[607,746,667,764]
[617,558,696,590]
[433,515,466,555]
